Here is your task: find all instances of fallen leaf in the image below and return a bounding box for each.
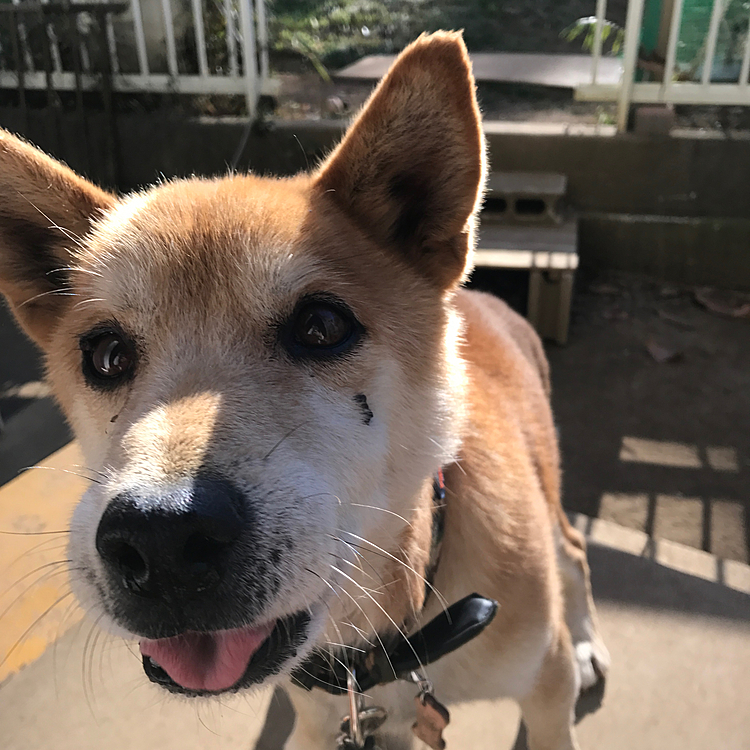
[694,287,750,319]
[590,282,621,295]
[602,308,629,321]
[658,284,681,298]
[646,338,683,363]
[657,309,695,330]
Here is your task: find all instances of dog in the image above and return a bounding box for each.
[0,32,608,750]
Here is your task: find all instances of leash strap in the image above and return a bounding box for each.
[291,593,498,695]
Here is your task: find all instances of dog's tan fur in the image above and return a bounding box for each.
[0,33,608,750]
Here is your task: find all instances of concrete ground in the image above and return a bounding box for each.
[2,507,749,750]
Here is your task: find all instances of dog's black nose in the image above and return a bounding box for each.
[95,478,243,597]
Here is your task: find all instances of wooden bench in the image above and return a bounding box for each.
[475,172,578,345]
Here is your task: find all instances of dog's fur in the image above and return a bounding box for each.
[0,33,608,749]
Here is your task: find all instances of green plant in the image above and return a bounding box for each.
[268,0,437,74]
[561,16,625,56]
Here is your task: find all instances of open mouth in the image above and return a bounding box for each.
[140,609,311,695]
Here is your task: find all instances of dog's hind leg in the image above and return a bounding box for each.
[554,513,610,692]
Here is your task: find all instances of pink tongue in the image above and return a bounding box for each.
[140,623,274,692]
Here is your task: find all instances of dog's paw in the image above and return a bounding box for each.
[575,636,610,692]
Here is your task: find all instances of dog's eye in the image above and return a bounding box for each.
[81,331,135,386]
[289,300,360,356]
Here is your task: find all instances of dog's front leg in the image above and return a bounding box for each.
[285,685,346,750]
[517,625,581,750]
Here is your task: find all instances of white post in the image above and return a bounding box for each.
[105,12,120,75]
[662,0,685,95]
[256,0,269,81]
[701,0,725,85]
[740,9,750,86]
[40,0,63,73]
[160,0,179,77]
[617,0,647,132]
[131,0,150,75]
[238,0,257,117]
[11,0,35,73]
[592,0,607,85]
[225,0,239,76]
[79,17,91,74]
[190,0,209,77]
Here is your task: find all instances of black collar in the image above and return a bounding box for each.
[291,472,498,695]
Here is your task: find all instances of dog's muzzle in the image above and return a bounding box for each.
[93,476,311,694]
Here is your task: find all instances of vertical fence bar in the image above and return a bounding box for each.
[160,0,179,76]
[256,0,268,81]
[79,23,91,74]
[38,5,62,155]
[238,0,257,116]
[662,0,685,94]
[39,7,55,108]
[65,7,93,175]
[96,8,120,186]
[9,8,28,132]
[12,0,35,72]
[225,0,239,76]
[701,0,725,85]
[190,0,208,76]
[617,0,647,131]
[591,0,607,85]
[41,0,63,73]
[68,8,85,111]
[105,11,120,74]
[131,0,150,75]
[740,10,750,86]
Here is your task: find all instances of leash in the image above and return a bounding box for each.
[291,472,498,750]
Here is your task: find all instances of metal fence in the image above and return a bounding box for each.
[577,0,750,129]
[0,0,272,116]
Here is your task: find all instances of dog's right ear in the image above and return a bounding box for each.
[0,130,114,347]
[314,32,485,290]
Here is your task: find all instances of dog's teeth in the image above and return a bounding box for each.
[147,656,162,669]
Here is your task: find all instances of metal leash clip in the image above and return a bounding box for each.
[337,669,387,750]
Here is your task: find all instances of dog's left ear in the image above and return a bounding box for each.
[314,32,485,290]
[0,130,115,346]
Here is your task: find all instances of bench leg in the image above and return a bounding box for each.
[526,269,575,346]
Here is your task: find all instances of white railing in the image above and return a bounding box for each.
[576,0,750,130]
[0,0,273,117]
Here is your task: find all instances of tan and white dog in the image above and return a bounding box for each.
[0,33,608,750]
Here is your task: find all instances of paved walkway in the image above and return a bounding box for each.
[1,446,749,749]
[336,53,623,89]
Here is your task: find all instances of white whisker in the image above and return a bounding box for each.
[335,531,449,613]
[349,503,413,528]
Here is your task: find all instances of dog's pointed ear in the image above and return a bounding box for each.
[314,32,485,289]
[0,130,114,346]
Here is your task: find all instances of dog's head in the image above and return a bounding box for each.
[0,33,484,695]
